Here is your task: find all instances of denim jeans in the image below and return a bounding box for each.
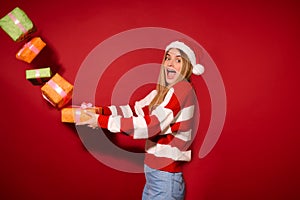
[142,165,185,200]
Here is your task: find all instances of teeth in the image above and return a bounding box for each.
[167,69,176,73]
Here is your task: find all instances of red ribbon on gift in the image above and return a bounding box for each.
[8,12,27,34]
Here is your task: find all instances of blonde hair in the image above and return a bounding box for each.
[149,49,193,110]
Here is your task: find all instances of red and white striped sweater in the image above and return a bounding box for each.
[98,80,197,172]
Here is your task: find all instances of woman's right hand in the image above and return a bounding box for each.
[75,111,99,129]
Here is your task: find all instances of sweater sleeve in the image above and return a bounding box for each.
[101,104,134,117]
[98,81,194,139]
[100,90,157,117]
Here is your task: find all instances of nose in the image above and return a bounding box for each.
[167,59,174,67]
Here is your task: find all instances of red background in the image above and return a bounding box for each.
[1,0,299,199]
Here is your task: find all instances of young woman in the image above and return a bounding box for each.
[77,40,204,200]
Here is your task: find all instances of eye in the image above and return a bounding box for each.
[164,56,171,61]
[176,59,181,63]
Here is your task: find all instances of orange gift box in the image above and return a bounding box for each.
[61,106,102,123]
[16,37,46,63]
[41,73,73,109]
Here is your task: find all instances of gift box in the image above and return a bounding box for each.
[41,73,73,109]
[16,37,46,63]
[26,67,52,85]
[0,7,36,42]
[61,105,102,123]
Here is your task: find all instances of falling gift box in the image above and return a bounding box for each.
[41,73,73,109]
[16,37,46,63]
[61,105,102,123]
[0,7,36,42]
[26,67,52,85]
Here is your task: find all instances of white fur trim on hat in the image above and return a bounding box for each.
[165,41,205,75]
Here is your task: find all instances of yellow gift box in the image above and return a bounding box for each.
[41,73,73,109]
[61,106,102,123]
[16,37,46,63]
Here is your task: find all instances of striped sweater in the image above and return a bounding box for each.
[98,80,197,172]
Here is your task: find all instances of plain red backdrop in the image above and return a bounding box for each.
[1,0,299,199]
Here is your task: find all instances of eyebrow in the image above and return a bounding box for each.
[166,53,182,57]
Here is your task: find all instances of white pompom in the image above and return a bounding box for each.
[192,64,205,75]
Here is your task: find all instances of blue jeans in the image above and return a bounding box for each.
[142,165,185,200]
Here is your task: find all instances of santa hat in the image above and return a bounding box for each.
[165,41,205,75]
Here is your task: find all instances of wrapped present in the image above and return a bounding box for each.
[16,37,46,63]
[41,73,73,109]
[0,7,36,42]
[26,67,52,85]
[61,104,102,123]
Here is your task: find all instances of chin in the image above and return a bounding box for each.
[165,78,177,86]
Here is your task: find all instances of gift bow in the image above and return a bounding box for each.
[80,102,93,109]
[74,102,93,123]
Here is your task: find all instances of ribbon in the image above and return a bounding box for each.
[42,80,68,108]
[72,102,94,123]
[35,69,42,84]
[75,109,81,123]
[35,69,40,77]
[47,79,67,98]
[17,41,40,57]
[7,12,27,34]
[27,42,40,54]
[80,102,93,109]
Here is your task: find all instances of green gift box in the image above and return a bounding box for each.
[0,7,36,42]
[26,67,52,85]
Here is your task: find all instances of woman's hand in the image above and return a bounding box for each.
[75,111,99,129]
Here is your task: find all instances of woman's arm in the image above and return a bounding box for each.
[98,82,194,139]
[99,90,157,117]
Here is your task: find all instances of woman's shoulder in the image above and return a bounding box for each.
[168,80,195,100]
[172,80,194,92]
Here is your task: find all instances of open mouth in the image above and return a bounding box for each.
[166,68,177,79]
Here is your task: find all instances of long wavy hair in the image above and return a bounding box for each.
[149,48,193,110]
